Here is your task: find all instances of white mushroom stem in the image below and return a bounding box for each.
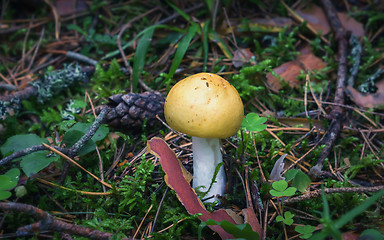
[192,136,226,202]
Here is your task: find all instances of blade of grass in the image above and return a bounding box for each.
[166,23,199,81]
[167,1,191,22]
[209,31,233,59]
[131,27,154,92]
[202,21,209,71]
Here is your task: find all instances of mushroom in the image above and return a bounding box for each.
[164,73,244,202]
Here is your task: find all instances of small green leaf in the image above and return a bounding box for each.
[0,175,17,191]
[62,123,109,155]
[0,134,49,156]
[0,134,59,176]
[5,168,20,183]
[66,123,109,142]
[360,229,383,240]
[276,215,284,222]
[241,113,267,132]
[283,187,297,196]
[295,225,315,239]
[0,191,12,200]
[291,170,311,193]
[272,180,288,192]
[284,169,299,181]
[270,180,297,197]
[276,211,294,226]
[20,152,59,177]
[270,189,284,197]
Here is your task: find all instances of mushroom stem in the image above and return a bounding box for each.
[192,136,225,202]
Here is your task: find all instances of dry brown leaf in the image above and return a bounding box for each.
[54,0,88,16]
[232,48,254,68]
[346,79,384,109]
[266,47,327,92]
[296,4,364,37]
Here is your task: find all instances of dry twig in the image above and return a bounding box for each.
[309,0,348,179]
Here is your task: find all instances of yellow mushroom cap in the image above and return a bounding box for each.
[164,73,244,139]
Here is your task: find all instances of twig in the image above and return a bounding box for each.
[66,51,98,66]
[285,186,384,204]
[151,187,168,233]
[0,145,69,166]
[309,0,348,179]
[0,85,37,102]
[0,83,18,91]
[27,27,45,71]
[347,35,362,86]
[0,106,111,166]
[0,202,133,239]
[70,106,110,156]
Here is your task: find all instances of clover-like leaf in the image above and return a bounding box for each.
[285,169,311,193]
[272,179,288,192]
[283,211,294,225]
[276,215,284,222]
[0,174,18,200]
[276,211,294,226]
[241,113,267,132]
[283,187,297,196]
[270,180,297,197]
[295,225,316,239]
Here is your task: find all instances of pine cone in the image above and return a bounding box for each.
[104,91,165,130]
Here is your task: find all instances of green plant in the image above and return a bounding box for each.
[0,168,20,200]
[118,156,155,214]
[62,122,109,156]
[241,112,268,132]
[276,211,294,225]
[198,219,260,240]
[270,180,296,197]
[91,59,126,99]
[311,188,384,240]
[284,169,312,193]
[0,134,60,177]
[231,60,272,100]
[295,225,316,239]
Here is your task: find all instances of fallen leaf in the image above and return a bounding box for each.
[54,0,88,16]
[266,47,327,92]
[242,207,263,235]
[232,48,254,68]
[147,137,238,239]
[346,78,384,109]
[295,4,364,37]
[341,232,360,240]
[234,17,293,33]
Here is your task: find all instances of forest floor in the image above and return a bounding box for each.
[0,0,384,239]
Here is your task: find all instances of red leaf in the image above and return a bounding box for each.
[147,137,238,239]
[296,4,364,37]
[266,48,326,92]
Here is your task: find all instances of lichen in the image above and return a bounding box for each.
[30,63,87,103]
[0,98,20,119]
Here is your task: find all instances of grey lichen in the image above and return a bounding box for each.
[31,63,87,103]
[0,98,20,119]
